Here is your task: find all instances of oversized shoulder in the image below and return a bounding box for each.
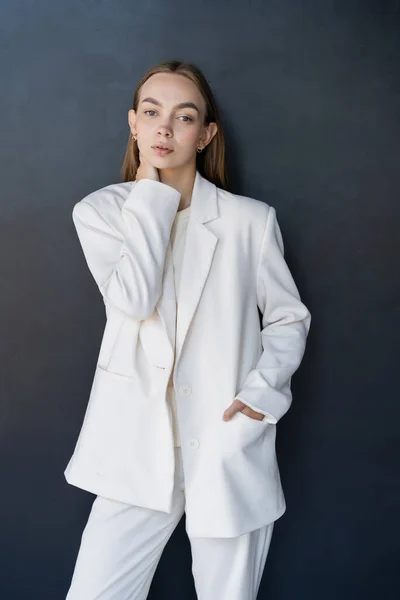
[73,181,133,215]
[215,186,283,255]
[217,186,272,229]
[71,182,134,234]
[72,179,180,224]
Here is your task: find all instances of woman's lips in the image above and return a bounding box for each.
[152,146,173,156]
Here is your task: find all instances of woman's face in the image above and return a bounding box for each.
[128,72,217,170]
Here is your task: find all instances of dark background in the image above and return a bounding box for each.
[1,1,399,598]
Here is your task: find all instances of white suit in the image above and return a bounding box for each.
[64,169,311,539]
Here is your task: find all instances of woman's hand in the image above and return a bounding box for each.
[223,399,265,421]
[135,151,160,182]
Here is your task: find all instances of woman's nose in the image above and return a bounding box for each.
[157,122,173,137]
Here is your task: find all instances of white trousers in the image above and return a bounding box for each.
[66,447,274,600]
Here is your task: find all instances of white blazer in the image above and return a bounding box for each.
[64,169,311,538]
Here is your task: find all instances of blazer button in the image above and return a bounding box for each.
[188,439,199,449]
[179,385,192,396]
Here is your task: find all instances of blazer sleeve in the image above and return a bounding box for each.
[72,179,181,320]
[234,205,311,423]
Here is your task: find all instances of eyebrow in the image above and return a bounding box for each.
[140,97,200,113]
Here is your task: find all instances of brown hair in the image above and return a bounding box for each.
[121,60,229,190]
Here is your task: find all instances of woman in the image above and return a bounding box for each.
[65,60,311,599]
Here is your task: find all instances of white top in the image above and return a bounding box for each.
[167,204,191,446]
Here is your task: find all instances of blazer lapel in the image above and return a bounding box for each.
[154,170,219,368]
[174,170,219,364]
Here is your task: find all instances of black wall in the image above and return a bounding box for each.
[1,1,399,598]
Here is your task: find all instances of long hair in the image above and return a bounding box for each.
[121,60,228,190]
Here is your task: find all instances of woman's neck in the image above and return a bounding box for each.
[159,164,196,211]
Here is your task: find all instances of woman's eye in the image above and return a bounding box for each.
[144,110,192,122]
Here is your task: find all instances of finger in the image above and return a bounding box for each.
[241,406,265,421]
[223,399,245,421]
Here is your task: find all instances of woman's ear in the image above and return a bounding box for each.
[203,122,218,148]
[128,109,136,136]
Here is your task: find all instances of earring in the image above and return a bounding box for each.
[132,134,137,141]
[197,146,203,153]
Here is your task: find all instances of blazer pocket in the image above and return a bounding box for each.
[95,364,138,382]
